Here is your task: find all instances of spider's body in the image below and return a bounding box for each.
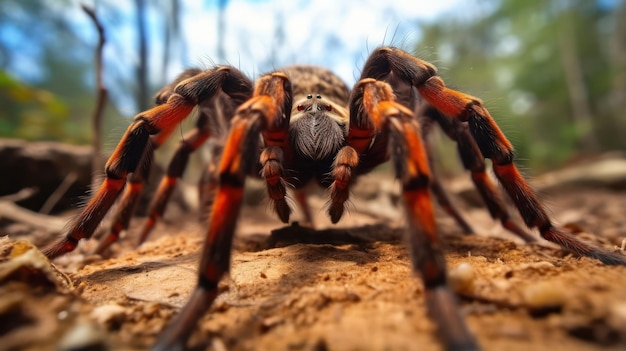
[283,65,350,186]
[43,46,626,351]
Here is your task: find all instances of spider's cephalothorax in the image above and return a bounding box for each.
[284,66,350,185]
[43,46,626,351]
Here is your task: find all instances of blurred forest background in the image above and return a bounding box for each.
[1,0,625,173]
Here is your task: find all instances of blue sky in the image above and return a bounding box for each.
[6,0,474,115]
[88,0,475,82]
[5,0,621,116]
[137,0,475,113]
[175,0,473,84]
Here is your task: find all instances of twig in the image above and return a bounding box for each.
[82,4,108,192]
[39,172,78,215]
[0,188,38,202]
[0,202,66,233]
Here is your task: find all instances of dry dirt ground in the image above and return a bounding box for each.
[1,167,626,351]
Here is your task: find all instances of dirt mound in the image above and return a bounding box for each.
[1,170,626,351]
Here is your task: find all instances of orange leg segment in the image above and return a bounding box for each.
[137,176,177,245]
[137,126,211,246]
[390,117,478,351]
[197,144,223,221]
[417,70,625,265]
[493,163,626,264]
[422,106,536,241]
[153,72,291,350]
[44,66,254,259]
[260,145,290,222]
[327,146,359,223]
[44,177,126,258]
[93,179,144,255]
[152,118,253,350]
[345,77,480,350]
[93,141,157,255]
[421,123,474,234]
[43,88,203,259]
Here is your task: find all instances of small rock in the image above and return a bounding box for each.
[523,281,566,315]
[58,320,108,351]
[260,315,284,332]
[90,304,127,329]
[607,301,626,335]
[449,262,476,295]
[0,239,72,290]
[498,320,530,339]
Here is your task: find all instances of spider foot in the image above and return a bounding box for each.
[152,286,218,351]
[327,202,345,224]
[273,197,291,223]
[43,236,80,259]
[426,287,481,351]
[93,230,120,256]
[543,227,626,266]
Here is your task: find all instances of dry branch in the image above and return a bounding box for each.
[39,172,78,215]
[0,202,66,233]
[82,4,108,192]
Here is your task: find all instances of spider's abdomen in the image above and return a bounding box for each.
[281,65,350,104]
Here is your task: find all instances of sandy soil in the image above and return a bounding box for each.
[1,172,626,351]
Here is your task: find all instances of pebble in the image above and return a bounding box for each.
[449,262,476,295]
[608,301,626,332]
[522,281,566,311]
[58,320,108,351]
[90,303,127,328]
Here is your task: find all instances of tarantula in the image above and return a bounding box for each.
[44,46,626,351]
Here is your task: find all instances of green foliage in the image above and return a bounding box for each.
[415,0,626,172]
[0,70,85,142]
[0,0,129,145]
[1,0,624,173]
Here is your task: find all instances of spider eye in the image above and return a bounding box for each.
[297,105,304,111]
[307,94,312,99]
[316,94,322,99]
[326,105,332,111]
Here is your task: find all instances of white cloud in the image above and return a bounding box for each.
[61,0,465,114]
[180,0,465,85]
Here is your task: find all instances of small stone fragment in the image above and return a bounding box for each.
[0,239,72,290]
[449,262,476,295]
[58,320,108,351]
[523,281,566,315]
[607,301,626,336]
[90,304,127,329]
[260,315,284,332]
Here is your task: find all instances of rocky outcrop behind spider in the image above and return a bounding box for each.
[0,138,193,247]
[0,138,93,213]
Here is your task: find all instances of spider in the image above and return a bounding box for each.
[43,46,626,351]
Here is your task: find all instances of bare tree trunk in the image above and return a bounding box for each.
[162,1,171,81]
[82,5,108,192]
[135,0,149,112]
[557,6,599,151]
[161,0,181,82]
[610,1,626,117]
